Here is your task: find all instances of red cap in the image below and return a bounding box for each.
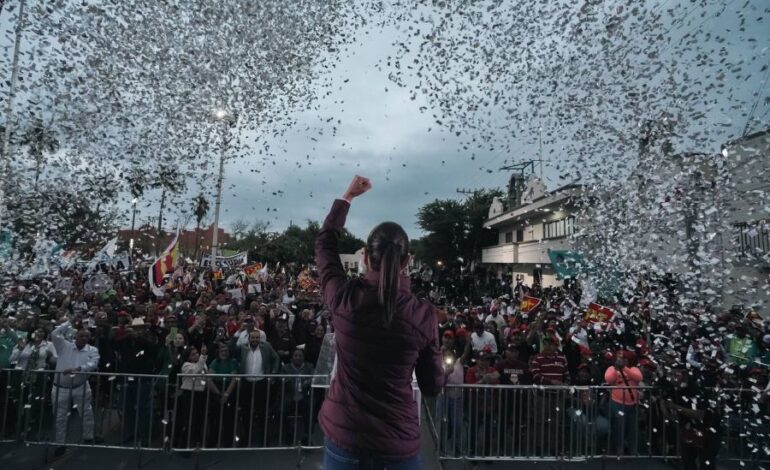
[455,328,468,338]
[117,311,131,319]
[443,330,455,338]
[603,350,614,361]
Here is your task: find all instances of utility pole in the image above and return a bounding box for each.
[538,122,544,180]
[1,0,27,228]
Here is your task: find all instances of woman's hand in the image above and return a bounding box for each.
[342,175,372,202]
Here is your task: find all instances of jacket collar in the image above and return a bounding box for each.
[363,271,412,293]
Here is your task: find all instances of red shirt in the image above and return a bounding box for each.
[529,352,568,385]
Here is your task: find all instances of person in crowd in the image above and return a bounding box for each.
[234,329,280,447]
[280,348,314,445]
[470,321,498,357]
[51,318,100,457]
[174,345,209,449]
[604,350,643,456]
[666,389,722,470]
[207,342,239,448]
[528,336,568,456]
[485,303,506,331]
[315,175,444,469]
[725,324,758,369]
[439,348,464,456]
[233,316,267,348]
[304,323,326,367]
[464,346,500,457]
[10,327,56,439]
[116,317,160,446]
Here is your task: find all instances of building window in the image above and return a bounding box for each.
[736,221,769,256]
[543,217,576,239]
[353,261,359,271]
[516,229,524,242]
[505,231,513,243]
[343,262,349,270]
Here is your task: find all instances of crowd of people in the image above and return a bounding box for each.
[432,279,770,468]
[0,262,769,467]
[0,263,330,455]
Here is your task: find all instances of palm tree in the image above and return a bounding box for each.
[21,117,58,191]
[155,164,185,256]
[192,193,209,262]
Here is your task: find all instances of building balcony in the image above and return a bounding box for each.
[481,237,572,265]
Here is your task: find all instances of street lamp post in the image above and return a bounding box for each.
[129,197,138,267]
[211,109,236,269]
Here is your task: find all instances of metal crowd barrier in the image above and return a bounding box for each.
[424,384,770,465]
[171,373,325,452]
[2,367,768,467]
[0,368,328,453]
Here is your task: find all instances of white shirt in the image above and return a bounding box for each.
[245,345,264,381]
[485,313,506,330]
[180,357,208,392]
[51,322,100,388]
[235,328,267,347]
[470,331,498,354]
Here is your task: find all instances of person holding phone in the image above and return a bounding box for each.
[315,175,445,469]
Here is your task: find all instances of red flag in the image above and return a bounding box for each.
[520,296,541,313]
[584,303,615,323]
[148,234,179,297]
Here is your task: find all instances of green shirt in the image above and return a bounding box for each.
[209,358,239,389]
[0,329,19,370]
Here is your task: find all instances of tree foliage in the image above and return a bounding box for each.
[227,219,364,265]
[415,188,502,267]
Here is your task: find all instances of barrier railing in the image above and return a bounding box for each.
[0,369,328,453]
[170,373,325,451]
[2,367,767,467]
[425,384,770,465]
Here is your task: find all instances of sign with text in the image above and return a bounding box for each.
[201,252,248,269]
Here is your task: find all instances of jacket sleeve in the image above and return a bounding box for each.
[314,199,350,314]
[51,321,73,354]
[415,310,445,397]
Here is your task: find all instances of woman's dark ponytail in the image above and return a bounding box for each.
[366,222,409,327]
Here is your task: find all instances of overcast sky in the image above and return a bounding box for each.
[1,0,767,242]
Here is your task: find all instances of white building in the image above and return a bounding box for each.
[339,247,365,274]
[481,174,583,287]
[720,128,770,309]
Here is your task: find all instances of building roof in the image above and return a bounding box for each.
[484,183,583,229]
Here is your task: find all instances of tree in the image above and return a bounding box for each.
[415,189,503,268]
[192,193,210,262]
[154,164,185,255]
[230,220,249,241]
[20,117,58,192]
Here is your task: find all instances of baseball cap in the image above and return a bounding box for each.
[443,330,455,338]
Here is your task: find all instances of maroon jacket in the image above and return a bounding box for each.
[315,199,444,460]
